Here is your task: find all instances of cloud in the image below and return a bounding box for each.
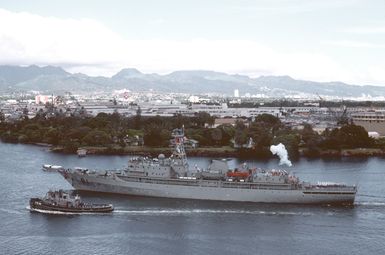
[0,8,123,69]
[346,25,385,34]
[230,0,361,14]
[322,40,385,49]
[147,18,166,25]
[0,8,384,85]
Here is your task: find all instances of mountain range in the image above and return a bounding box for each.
[1,65,385,98]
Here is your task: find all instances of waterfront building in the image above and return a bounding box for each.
[352,111,385,136]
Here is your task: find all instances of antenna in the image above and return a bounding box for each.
[171,128,188,166]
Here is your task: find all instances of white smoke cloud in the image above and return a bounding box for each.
[270,143,292,167]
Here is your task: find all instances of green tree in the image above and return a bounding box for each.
[248,122,272,148]
[86,113,109,129]
[134,106,142,129]
[0,111,5,123]
[46,128,61,145]
[211,128,223,145]
[82,130,111,146]
[234,120,248,146]
[338,124,373,148]
[62,140,80,153]
[300,124,322,157]
[272,134,300,160]
[144,124,170,146]
[194,112,214,127]
[66,127,92,141]
[34,109,46,120]
[254,113,282,134]
[22,107,29,120]
[321,124,373,149]
[217,124,235,145]
[185,128,208,146]
[173,114,190,129]
[375,137,385,150]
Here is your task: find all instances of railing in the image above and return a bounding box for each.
[305,185,357,192]
[117,175,298,190]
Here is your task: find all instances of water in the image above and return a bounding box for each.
[1,143,385,255]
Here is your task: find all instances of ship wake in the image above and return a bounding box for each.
[27,206,112,215]
[355,202,385,207]
[113,209,313,216]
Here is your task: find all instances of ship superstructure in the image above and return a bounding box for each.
[59,128,356,204]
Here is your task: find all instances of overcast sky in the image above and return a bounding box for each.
[1,0,385,85]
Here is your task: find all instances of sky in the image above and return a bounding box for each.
[0,0,385,85]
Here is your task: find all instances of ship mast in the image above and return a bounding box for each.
[171,127,188,167]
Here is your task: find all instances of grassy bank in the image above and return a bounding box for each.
[50,144,385,158]
[51,145,239,157]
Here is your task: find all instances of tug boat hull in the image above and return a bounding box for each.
[29,198,113,213]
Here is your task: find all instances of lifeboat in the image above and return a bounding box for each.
[227,171,250,178]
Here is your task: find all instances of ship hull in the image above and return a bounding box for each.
[29,198,114,213]
[62,172,356,205]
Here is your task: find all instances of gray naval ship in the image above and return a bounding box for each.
[59,128,357,204]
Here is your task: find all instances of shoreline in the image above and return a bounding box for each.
[50,144,385,159]
[1,141,384,158]
[51,145,240,157]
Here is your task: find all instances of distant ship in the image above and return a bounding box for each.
[42,164,63,172]
[58,129,357,204]
[29,190,113,213]
[77,148,87,157]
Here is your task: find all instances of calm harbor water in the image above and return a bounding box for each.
[1,142,385,255]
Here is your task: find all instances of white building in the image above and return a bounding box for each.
[35,95,53,105]
[352,111,385,136]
